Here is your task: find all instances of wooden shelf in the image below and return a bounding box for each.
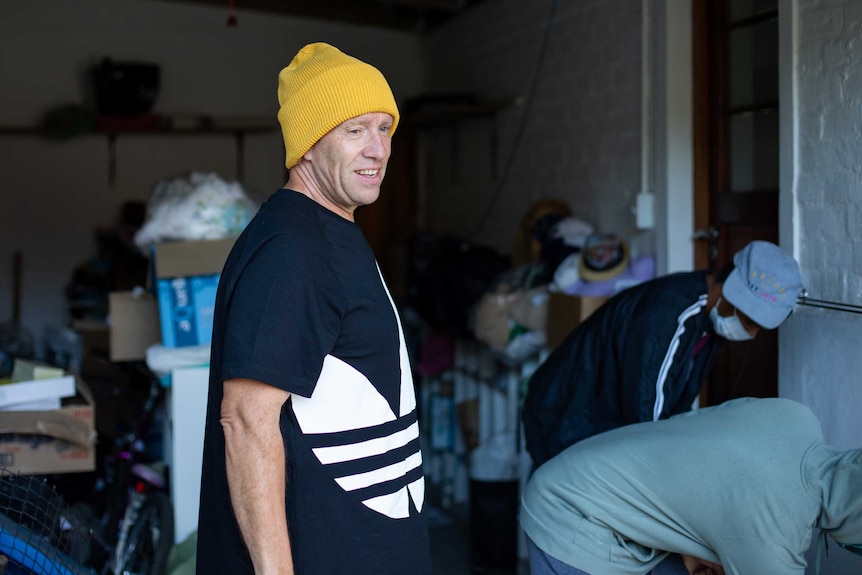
[0,124,274,137]
[0,117,276,184]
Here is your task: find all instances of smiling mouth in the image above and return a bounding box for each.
[356,169,379,177]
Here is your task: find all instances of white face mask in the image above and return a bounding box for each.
[710,298,754,341]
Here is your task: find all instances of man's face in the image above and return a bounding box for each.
[304,111,393,220]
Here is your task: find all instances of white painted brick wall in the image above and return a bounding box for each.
[784,1,862,572]
[796,0,862,302]
[423,0,642,253]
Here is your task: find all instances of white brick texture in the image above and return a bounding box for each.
[422,0,642,252]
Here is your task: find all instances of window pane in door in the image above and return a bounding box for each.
[728,19,778,107]
[728,0,776,21]
[729,109,778,192]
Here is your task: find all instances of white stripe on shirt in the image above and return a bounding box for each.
[653,295,708,421]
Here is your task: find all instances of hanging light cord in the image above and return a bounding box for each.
[466,0,559,241]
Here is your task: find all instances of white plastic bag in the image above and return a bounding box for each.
[145,343,210,379]
[134,171,258,253]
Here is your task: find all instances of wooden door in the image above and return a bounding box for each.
[693,0,780,405]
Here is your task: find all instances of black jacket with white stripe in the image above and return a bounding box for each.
[522,270,722,467]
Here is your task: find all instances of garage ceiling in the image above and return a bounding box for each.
[157,0,490,32]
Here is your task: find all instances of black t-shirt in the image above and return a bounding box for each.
[197,190,431,574]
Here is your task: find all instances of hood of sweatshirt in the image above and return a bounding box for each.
[810,445,862,546]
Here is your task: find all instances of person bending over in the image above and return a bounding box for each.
[522,240,804,467]
[521,397,862,575]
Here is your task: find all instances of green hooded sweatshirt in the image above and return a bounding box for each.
[520,397,862,575]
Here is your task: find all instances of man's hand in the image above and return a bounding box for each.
[681,554,726,575]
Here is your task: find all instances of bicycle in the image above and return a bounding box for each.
[1,360,173,575]
[70,360,174,575]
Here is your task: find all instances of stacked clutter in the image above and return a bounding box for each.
[472,198,655,362]
[108,172,258,384]
[409,198,656,572]
[0,358,96,476]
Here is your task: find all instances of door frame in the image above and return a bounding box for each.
[692,0,710,272]
[651,0,695,277]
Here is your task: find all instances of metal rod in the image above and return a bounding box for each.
[797,296,862,315]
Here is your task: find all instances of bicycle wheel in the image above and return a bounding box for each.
[0,472,97,575]
[115,492,173,575]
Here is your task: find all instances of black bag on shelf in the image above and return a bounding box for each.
[90,58,160,116]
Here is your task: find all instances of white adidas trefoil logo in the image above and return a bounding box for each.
[291,267,425,519]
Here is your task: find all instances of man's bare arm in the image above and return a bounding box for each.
[682,554,726,575]
[222,378,293,575]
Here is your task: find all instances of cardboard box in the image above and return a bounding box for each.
[74,320,115,378]
[109,291,161,361]
[545,293,610,348]
[156,275,220,347]
[154,238,235,279]
[154,238,235,348]
[0,379,96,475]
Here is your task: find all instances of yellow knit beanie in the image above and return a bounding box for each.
[277,43,400,169]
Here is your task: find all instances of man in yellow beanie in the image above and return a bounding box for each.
[197,43,431,575]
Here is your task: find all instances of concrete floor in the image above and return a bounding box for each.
[427,504,528,575]
[429,511,473,575]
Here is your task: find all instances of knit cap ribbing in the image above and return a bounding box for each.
[277,43,399,169]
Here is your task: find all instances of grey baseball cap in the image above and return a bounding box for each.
[722,241,804,329]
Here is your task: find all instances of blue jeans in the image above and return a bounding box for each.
[526,537,690,575]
